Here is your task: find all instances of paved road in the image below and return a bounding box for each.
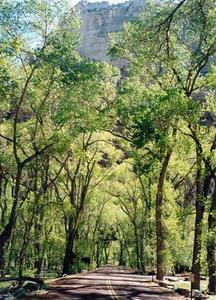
[23,266,185,300]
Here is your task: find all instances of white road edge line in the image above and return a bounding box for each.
[107,277,119,300]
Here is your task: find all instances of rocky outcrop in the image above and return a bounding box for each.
[75,0,146,65]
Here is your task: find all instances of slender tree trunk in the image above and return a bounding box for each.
[0,178,9,229]
[119,241,124,266]
[0,166,3,225]
[207,176,216,293]
[0,164,23,272]
[192,149,204,290]
[139,235,145,273]
[90,201,107,264]
[96,241,100,268]
[34,213,45,277]
[156,150,172,280]
[18,222,31,278]
[104,247,109,264]
[34,228,45,277]
[133,222,140,270]
[35,257,44,277]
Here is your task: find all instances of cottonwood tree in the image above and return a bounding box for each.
[0,0,79,271]
[110,0,216,286]
[0,0,119,275]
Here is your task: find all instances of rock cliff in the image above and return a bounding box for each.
[75,0,146,65]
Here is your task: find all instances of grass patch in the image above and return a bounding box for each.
[0,282,12,289]
[173,280,216,300]
[174,280,208,291]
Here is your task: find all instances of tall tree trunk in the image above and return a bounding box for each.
[18,221,32,278]
[34,212,45,277]
[133,221,141,270]
[34,229,44,278]
[90,201,107,264]
[189,127,214,290]
[0,165,23,272]
[139,234,145,273]
[62,217,75,275]
[35,257,43,277]
[119,240,124,266]
[207,176,216,293]
[96,241,100,268]
[104,247,109,264]
[156,149,172,280]
[192,149,204,290]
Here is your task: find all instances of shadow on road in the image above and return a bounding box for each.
[22,266,183,300]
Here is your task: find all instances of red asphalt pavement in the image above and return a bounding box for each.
[22,266,186,300]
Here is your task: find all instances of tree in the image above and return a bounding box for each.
[110,0,216,285]
[0,0,119,275]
